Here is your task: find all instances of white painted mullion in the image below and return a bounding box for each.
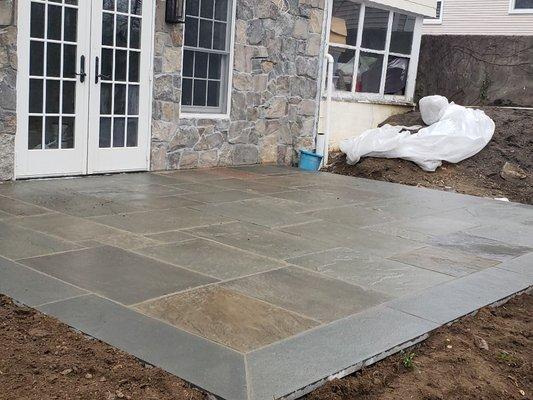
[405,16,422,101]
[351,2,365,93]
[124,10,131,147]
[59,2,65,148]
[379,11,394,96]
[110,8,117,147]
[42,2,48,149]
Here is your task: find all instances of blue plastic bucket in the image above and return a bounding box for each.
[299,150,323,171]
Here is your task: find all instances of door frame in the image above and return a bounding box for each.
[14,0,156,179]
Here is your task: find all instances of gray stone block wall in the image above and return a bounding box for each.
[151,0,325,170]
[0,0,16,180]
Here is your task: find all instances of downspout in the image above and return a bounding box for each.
[317,53,334,167]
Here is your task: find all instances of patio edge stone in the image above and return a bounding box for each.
[37,294,248,400]
[0,256,88,307]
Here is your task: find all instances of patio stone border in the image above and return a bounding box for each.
[1,254,531,400]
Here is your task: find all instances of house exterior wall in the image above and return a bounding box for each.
[319,100,411,150]
[150,0,326,170]
[0,0,16,180]
[422,0,533,35]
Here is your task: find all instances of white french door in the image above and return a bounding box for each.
[16,0,154,178]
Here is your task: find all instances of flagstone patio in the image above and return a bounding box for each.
[0,166,531,399]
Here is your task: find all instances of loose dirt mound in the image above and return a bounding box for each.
[305,294,532,400]
[325,107,533,204]
[0,296,206,400]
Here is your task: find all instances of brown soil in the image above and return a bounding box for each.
[325,107,533,205]
[305,294,532,400]
[1,293,531,400]
[0,295,206,400]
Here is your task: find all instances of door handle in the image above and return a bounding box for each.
[95,56,110,84]
[76,55,86,83]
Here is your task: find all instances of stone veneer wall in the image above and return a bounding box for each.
[151,0,325,170]
[0,0,16,180]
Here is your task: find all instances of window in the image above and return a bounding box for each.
[327,1,417,98]
[182,0,232,114]
[509,0,533,13]
[423,0,443,24]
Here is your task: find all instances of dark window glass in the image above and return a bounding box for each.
[46,80,61,113]
[183,50,194,77]
[385,56,409,95]
[330,0,360,46]
[193,79,207,106]
[63,44,77,78]
[102,13,115,46]
[214,0,228,21]
[186,0,200,16]
[103,0,115,11]
[182,78,193,105]
[130,17,141,49]
[194,51,208,78]
[184,17,199,46]
[128,51,140,82]
[208,53,221,79]
[213,22,226,50]
[101,48,114,81]
[127,117,138,147]
[114,84,127,114]
[64,7,77,42]
[390,13,415,55]
[201,0,214,18]
[361,7,389,50]
[116,14,129,47]
[514,0,533,8]
[207,81,220,107]
[357,52,384,93]
[128,85,139,115]
[100,83,113,114]
[198,19,213,49]
[328,47,355,92]
[117,0,129,13]
[130,0,142,15]
[114,49,127,81]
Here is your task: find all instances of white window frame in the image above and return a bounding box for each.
[509,0,533,14]
[424,0,443,24]
[180,0,236,118]
[324,0,422,104]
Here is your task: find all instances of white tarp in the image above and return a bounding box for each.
[339,96,496,172]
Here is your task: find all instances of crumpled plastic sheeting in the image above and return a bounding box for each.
[339,96,496,172]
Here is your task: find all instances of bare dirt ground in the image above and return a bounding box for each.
[1,293,531,400]
[325,107,533,205]
[305,294,532,400]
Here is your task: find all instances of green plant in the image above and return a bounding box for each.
[402,352,416,370]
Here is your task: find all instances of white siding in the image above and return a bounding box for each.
[422,0,533,35]
[370,0,437,17]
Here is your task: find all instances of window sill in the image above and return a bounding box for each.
[508,9,533,14]
[179,112,230,120]
[322,91,415,107]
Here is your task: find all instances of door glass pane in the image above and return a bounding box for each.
[99,117,112,148]
[100,83,113,114]
[45,116,60,149]
[357,52,383,93]
[130,17,141,49]
[64,7,78,42]
[29,1,79,152]
[62,81,76,114]
[30,41,44,76]
[113,117,126,147]
[130,0,142,15]
[129,51,140,82]
[127,117,138,147]
[115,50,127,80]
[361,7,389,50]
[29,79,44,113]
[30,2,45,38]
[98,1,144,149]
[116,15,128,47]
[28,117,43,150]
[46,80,60,113]
[127,85,139,115]
[102,13,114,46]
[47,5,62,40]
[117,0,129,13]
[103,0,115,11]
[114,84,127,114]
[61,117,75,149]
[63,44,77,78]
[46,43,61,77]
[390,13,415,55]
